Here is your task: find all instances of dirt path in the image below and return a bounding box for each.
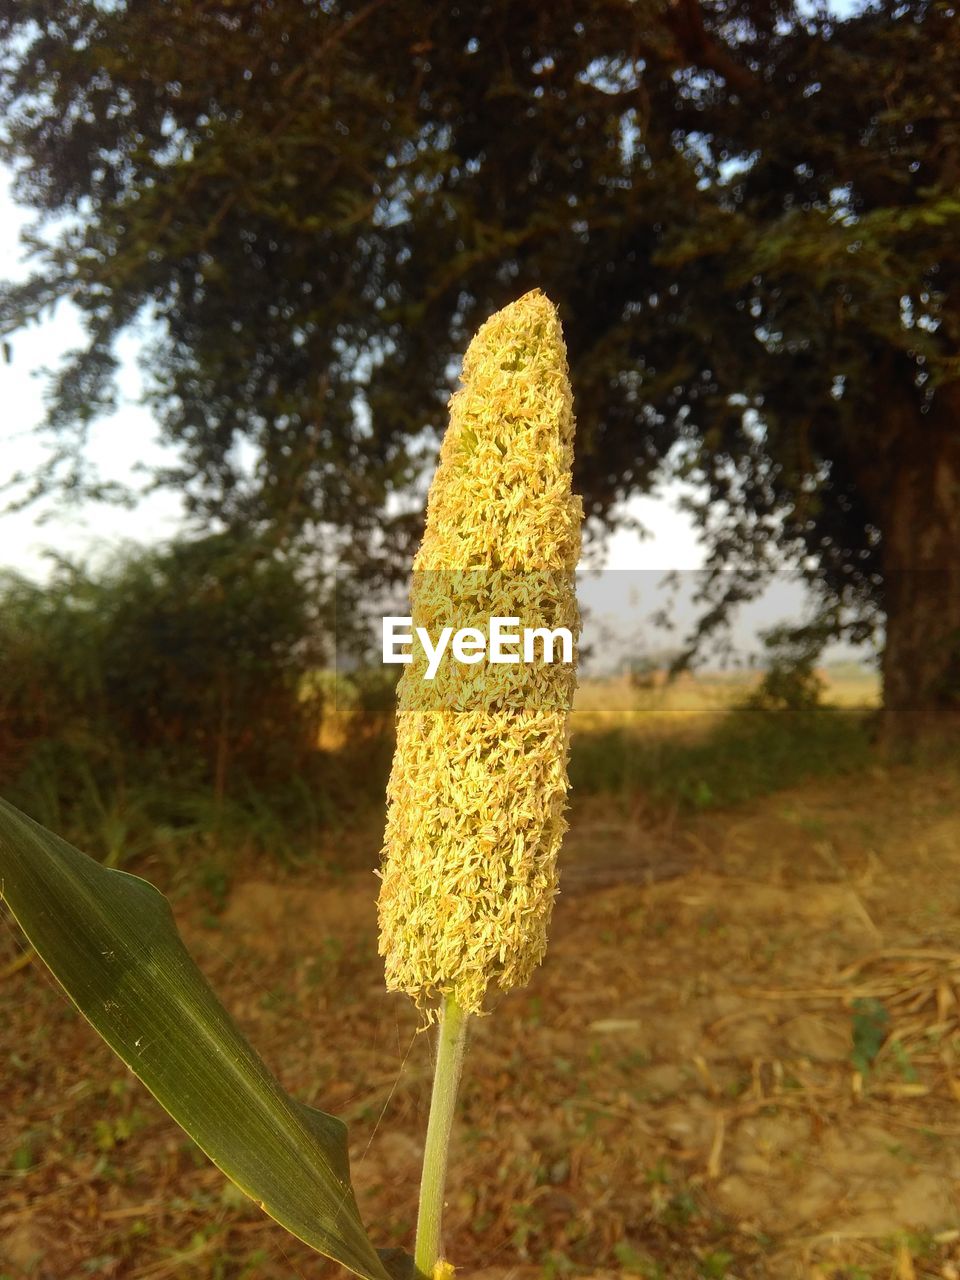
[3,766,960,1279]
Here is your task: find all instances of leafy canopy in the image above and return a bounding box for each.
[1,0,958,635]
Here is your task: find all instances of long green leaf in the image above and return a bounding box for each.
[0,796,391,1280]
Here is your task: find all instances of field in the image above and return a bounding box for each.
[4,672,960,1280]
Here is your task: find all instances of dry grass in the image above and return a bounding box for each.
[3,688,960,1280]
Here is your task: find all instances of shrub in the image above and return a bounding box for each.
[0,533,334,843]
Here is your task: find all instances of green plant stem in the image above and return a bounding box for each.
[414,994,468,1279]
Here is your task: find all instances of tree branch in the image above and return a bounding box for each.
[665,0,759,96]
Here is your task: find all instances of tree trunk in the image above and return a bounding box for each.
[879,381,960,751]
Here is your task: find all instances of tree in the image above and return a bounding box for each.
[1,0,958,744]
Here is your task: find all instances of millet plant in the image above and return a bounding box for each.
[0,290,582,1278]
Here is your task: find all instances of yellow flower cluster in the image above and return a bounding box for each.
[377,290,582,1017]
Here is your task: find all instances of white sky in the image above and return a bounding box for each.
[0,171,187,579]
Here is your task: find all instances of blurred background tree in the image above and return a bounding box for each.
[0,534,394,861]
[1,0,958,745]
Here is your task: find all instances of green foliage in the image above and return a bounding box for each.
[850,997,891,1076]
[0,533,352,855]
[614,1241,665,1278]
[569,704,872,812]
[699,1251,734,1279]
[0,532,324,772]
[747,625,829,718]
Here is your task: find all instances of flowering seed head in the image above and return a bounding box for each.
[377,290,582,1017]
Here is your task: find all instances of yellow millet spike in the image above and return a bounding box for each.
[377,289,582,1017]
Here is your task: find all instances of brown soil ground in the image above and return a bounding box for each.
[3,763,960,1280]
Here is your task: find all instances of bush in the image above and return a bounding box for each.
[0,533,345,856]
[747,624,828,718]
